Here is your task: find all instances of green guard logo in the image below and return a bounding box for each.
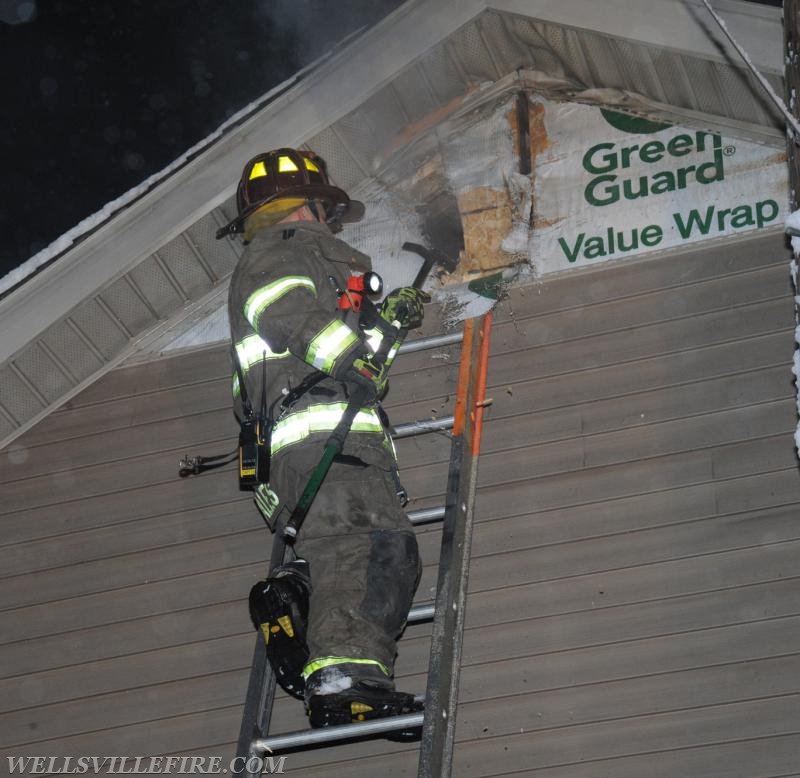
[552,109,782,265]
[598,109,672,135]
[582,131,724,207]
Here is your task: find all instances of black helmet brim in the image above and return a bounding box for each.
[215,184,364,239]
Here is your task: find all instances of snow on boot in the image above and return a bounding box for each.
[306,683,422,729]
[248,561,310,700]
[304,662,422,730]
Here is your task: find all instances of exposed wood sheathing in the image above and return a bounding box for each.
[1,231,799,774]
[458,186,516,273]
[452,93,548,276]
[446,97,520,276]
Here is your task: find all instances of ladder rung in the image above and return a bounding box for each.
[252,710,425,753]
[393,416,454,438]
[408,505,445,524]
[398,332,463,354]
[408,603,435,622]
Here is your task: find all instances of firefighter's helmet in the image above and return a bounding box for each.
[216,148,364,239]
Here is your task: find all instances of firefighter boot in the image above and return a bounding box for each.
[304,661,422,730]
[248,560,311,700]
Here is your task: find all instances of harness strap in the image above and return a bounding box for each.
[280,370,329,413]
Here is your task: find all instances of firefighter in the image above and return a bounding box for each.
[220,148,427,728]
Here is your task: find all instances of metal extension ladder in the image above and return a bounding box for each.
[235,313,493,777]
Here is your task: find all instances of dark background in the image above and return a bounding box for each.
[0,0,785,278]
[0,0,402,277]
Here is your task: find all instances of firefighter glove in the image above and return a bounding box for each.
[380,287,429,331]
[335,350,389,402]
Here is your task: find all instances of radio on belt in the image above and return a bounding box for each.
[238,416,269,489]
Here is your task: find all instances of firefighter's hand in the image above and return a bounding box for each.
[380,287,429,331]
[337,351,388,402]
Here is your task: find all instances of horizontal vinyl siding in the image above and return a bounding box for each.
[1,230,799,775]
[453,231,800,777]
[0,304,455,768]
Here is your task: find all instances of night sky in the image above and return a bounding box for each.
[0,0,402,278]
[0,0,785,281]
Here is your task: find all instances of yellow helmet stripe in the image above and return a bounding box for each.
[278,155,299,172]
[249,160,268,180]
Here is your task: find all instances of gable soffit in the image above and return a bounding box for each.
[0,0,784,451]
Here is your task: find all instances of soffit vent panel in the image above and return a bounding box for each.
[418,44,469,104]
[509,18,565,75]
[528,24,588,82]
[716,61,774,122]
[99,277,160,336]
[155,234,216,301]
[0,365,46,425]
[493,12,784,129]
[70,299,130,359]
[616,41,668,103]
[40,325,105,382]
[12,343,74,405]
[683,57,731,117]
[582,31,630,88]
[330,108,385,176]
[304,126,367,191]
[651,49,700,109]
[128,256,186,319]
[349,87,409,146]
[483,12,538,75]
[327,8,785,188]
[451,20,504,83]
[185,210,244,281]
[391,64,445,123]
[217,196,239,225]
[0,411,16,441]
[0,203,243,449]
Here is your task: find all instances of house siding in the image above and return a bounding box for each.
[1,229,799,776]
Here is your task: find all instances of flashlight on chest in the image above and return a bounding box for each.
[337,271,383,312]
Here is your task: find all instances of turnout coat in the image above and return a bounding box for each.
[227,218,420,674]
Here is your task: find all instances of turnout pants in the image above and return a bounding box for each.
[270,444,421,673]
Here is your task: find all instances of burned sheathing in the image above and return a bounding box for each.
[377,86,539,288]
[416,188,464,278]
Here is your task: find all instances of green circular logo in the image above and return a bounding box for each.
[600,109,672,134]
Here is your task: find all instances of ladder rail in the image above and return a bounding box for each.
[418,313,493,778]
[234,530,289,772]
